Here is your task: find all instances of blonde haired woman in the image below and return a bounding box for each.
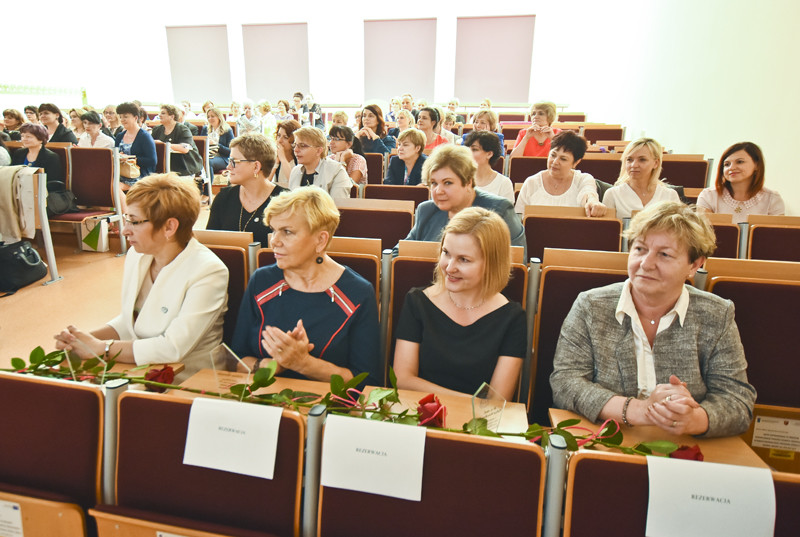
[200,107,234,172]
[510,101,560,158]
[394,207,526,400]
[288,126,352,199]
[602,138,680,218]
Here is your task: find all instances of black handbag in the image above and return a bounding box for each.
[0,241,48,295]
[47,180,79,216]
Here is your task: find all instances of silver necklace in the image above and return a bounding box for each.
[448,291,484,311]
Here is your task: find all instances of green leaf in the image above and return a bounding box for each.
[344,372,369,391]
[389,367,398,389]
[29,346,45,365]
[638,440,679,455]
[462,418,502,437]
[395,415,418,425]
[252,363,276,388]
[10,358,26,370]
[83,357,100,370]
[556,418,581,429]
[330,374,345,396]
[229,384,248,397]
[365,388,395,407]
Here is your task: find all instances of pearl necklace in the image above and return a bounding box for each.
[448,291,485,311]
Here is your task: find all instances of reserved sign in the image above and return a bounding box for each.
[183,398,283,479]
[320,414,426,501]
[646,456,775,537]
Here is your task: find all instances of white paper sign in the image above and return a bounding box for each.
[646,456,775,537]
[752,416,800,452]
[320,414,426,501]
[0,500,23,537]
[183,397,282,479]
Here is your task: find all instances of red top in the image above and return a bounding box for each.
[513,128,561,157]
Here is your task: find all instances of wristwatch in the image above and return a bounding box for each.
[104,340,114,359]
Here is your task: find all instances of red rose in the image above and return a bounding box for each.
[670,444,704,461]
[144,366,175,392]
[417,394,446,428]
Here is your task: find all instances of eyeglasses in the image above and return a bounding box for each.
[329,137,346,143]
[291,143,312,150]
[229,158,257,168]
[123,215,149,226]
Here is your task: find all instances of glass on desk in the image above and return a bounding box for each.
[209,343,250,400]
[471,382,506,432]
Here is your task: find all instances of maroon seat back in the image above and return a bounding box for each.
[154,141,168,173]
[69,147,115,207]
[710,279,800,407]
[524,216,622,262]
[530,268,627,425]
[257,249,379,296]
[509,156,548,184]
[492,155,505,175]
[578,158,621,184]
[364,153,384,184]
[0,374,102,511]
[710,224,739,258]
[749,227,800,262]
[775,473,800,537]
[336,208,413,251]
[319,431,545,537]
[557,113,586,122]
[660,160,709,189]
[582,127,623,144]
[364,183,429,209]
[208,245,247,345]
[114,393,303,535]
[193,135,209,173]
[498,112,526,122]
[45,144,70,185]
[501,125,524,142]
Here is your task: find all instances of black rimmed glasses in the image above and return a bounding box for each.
[229,158,257,168]
[122,215,149,226]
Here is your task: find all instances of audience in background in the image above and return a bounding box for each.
[467,131,514,203]
[77,111,115,148]
[103,105,123,138]
[510,101,560,158]
[328,125,368,184]
[200,107,234,173]
[151,104,203,178]
[385,97,401,122]
[462,109,504,155]
[0,138,10,165]
[331,111,348,127]
[38,103,77,144]
[68,107,87,139]
[257,101,277,138]
[115,102,157,187]
[388,109,414,138]
[697,141,785,224]
[288,126,352,199]
[603,137,679,218]
[270,119,301,188]
[384,128,427,186]
[237,100,261,135]
[227,101,240,122]
[292,92,309,126]
[24,105,39,124]
[417,107,448,151]
[11,123,63,183]
[357,104,395,154]
[515,131,606,216]
[447,98,466,124]
[2,109,25,140]
[207,132,286,246]
[274,100,293,122]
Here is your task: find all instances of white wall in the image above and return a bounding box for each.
[4,0,798,213]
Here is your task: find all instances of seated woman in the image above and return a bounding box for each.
[384,128,427,186]
[395,207,526,400]
[77,111,115,148]
[232,187,381,385]
[387,109,414,139]
[68,108,87,139]
[385,97,401,122]
[461,110,504,156]
[102,105,124,138]
[328,125,368,184]
[54,173,228,382]
[288,127,352,199]
[226,102,240,122]
[602,138,680,218]
[515,131,607,216]
[200,107,234,173]
[38,103,77,144]
[274,100,293,122]
[270,119,301,188]
[697,142,784,224]
[417,107,449,151]
[10,123,63,182]
[150,104,203,178]
[115,102,157,190]
[237,100,262,135]
[356,104,396,154]
[398,145,526,257]
[331,111,348,128]
[550,201,756,437]
[510,101,560,158]
[0,138,10,166]
[447,98,466,124]
[306,93,325,130]
[207,133,286,246]
[440,111,459,145]
[3,109,25,140]
[24,105,39,124]
[467,131,514,202]
[257,101,277,138]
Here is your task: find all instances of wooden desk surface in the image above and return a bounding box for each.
[549,408,767,468]
[106,361,185,375]
[176,369,529,433]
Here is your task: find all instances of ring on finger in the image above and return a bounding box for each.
[672,420,677,428]
[665,395,672,402]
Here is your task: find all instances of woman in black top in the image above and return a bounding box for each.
[207,133,286,246]
[394,207,526,400]
[37,103,77,144]
[11,123,64,183]
[150,104,202,177]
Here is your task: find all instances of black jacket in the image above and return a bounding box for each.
[11,145,64,183]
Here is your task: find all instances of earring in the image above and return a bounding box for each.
[315,256,323,264]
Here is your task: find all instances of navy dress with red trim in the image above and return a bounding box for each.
[232,264,381,387]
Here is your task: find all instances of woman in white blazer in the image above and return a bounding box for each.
[55,173,228,382]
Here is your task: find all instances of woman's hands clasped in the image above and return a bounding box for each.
[643,375,707,435]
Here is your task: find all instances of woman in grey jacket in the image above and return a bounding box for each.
[550,201,755,438]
